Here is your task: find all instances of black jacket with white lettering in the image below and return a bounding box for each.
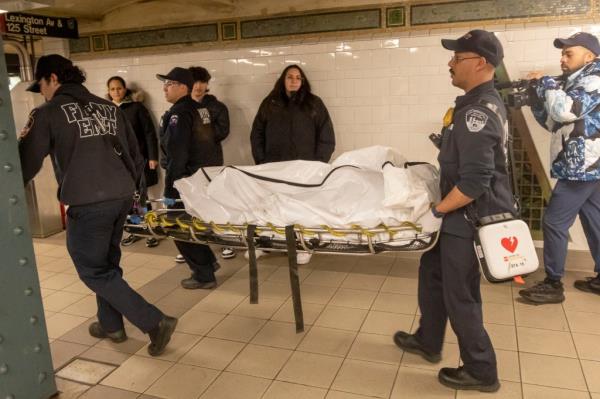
[18,83,143,206]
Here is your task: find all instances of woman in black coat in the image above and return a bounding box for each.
[107,76,160,247]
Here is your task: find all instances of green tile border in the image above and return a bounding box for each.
[240,8,381,39]
[107,23,218,50]
[69,36,90,54]
[386,6,405,27]
[221,22,237,40]
[92,35,106,51]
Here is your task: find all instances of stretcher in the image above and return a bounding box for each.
[124,204,438,332]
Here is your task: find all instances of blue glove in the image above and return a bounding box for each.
[162,197,176,206]
[129,214,143,225]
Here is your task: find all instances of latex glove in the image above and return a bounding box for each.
[162,197,176,206]
[129,214,143,225]
[417,208,443,233]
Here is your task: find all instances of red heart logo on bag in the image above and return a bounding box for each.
[501,237,518,253]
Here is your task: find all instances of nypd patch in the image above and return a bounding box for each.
[465,109,488,133]
[169,114,179,126]
[19,109,37,139]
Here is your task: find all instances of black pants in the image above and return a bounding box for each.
[66,198,163,333]
[170,202,216,283]
[415,232,497,383]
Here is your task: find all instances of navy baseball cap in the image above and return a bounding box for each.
[441,29,504,67]
[26,54,73,93]
[554,32,600,56]
[156,67,194,90]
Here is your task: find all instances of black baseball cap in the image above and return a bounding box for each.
[26,54,73,93]
[156,67,194,90]
[554,32,600,56]
[441,29,504,67]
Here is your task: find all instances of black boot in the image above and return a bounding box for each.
[438,367,500,392]
[574,274,600,295]
[393,331,441,363]
[519,277,565,304]
[88,322,127,343]
[148,316,178,356]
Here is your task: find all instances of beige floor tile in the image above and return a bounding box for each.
[298,326,357,357]
[79,385,139,399]
[348,332,402,365]
[38,270,58,282]
[80,347,131,366]
[272,299,324,325]
[520,352,587,390]
[207,315,266,342]
[315,306,368,331]
[175,309,225,335]
[135,332,201,362]
[360,311,413,336]
[521,384,591,399]
[251,320,308,349]
[277,351,344,388]
[56,358,116,385]
[58,320,101,346]
[303,270,348,287]
[179,337,245,370]
[100,355,172,393]
[39,258,74,273]
[44,246,71,258]
[155,287,211,311]
[329,288,377,310]
[517,326,577,358]
[341,273,386,291]
[480,284,514,305]
[40,273,80,290]
[326,391,375,399]
[573,332,600,361]
[563,290,600,314]
[402,341,460,371]
[189,291,246,314]
[593,393,600,399]
[331,358,397,398]
[257,280,292,300]
[62,295,98,318]
[41,287,58,298]
[514,302,569,331]
[146,363,219,399]
[124,267,166,285]
[231,296,285,319]
[582,359,600,393]
[50,340,90,370]
[55,377,90,398]
[62,280,93,295]
[380,277,418,295]
[496,349,521,382]
[483,302,514,325]
[266,266,313,283]
[371,293,418,315]
[485,323,517,351]
[47,313,90,339]
[263,381,326,399]
[456,380,522,398]
[199,371,271,399]
[94,327,148,355]
[299,284,338,304]
[226,343,292,378]
[351,260,393,276]
[390,366,455,398]
[566,310,600,334]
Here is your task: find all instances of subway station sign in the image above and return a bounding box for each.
[0,12,78,38]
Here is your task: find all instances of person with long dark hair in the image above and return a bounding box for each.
[250,64,335,264]
[106,76,160,248]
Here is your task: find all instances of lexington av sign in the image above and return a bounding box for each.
[0,12,78,39]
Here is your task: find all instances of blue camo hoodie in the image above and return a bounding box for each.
[531,59,600,181]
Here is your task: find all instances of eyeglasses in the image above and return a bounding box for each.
[163,80,181,87]
[450,55,483,63]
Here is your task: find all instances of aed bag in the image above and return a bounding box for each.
[473,213,539,283]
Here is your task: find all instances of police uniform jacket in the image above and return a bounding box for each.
[439,80,515,237]
[250,93,335,164]
[159,95,223,198]
[18,83,143,206]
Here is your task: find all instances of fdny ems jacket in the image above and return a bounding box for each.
[18,83,143,206]
[159,95,224,198]
[439,80,515,237]
[196,94,230,166]
[531,59,600,181]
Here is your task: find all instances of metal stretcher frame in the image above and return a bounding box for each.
[124,209,438,332]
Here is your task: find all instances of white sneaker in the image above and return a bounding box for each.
[221,247,236,259]
[175,254,186,263]
[244,249,266,260]
[296,252,312,265]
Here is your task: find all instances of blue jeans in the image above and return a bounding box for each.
[66,198,163,333]
[544,180,600,280]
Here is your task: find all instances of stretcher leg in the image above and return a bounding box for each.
[246,225,259,304]
[285,225,304,332]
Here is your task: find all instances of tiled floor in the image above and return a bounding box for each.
[28,233,600,399]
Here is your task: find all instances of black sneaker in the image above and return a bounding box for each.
[519,277,565,304]
[438,366,500,392]
[146,237,159,248]
[393,331,441,363]
[121,234,141,246]
[180,277,217,290]
[88,322,127,343]
[148,316,178,356]
[574,274,600,295]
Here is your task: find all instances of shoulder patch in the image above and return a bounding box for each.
[19,109,37,139]
[169,114,179,126]
[465,109,488,133]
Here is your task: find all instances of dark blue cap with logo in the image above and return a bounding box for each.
[441,29,504,67]
[156,67,194,90]
[554,32,600,56]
